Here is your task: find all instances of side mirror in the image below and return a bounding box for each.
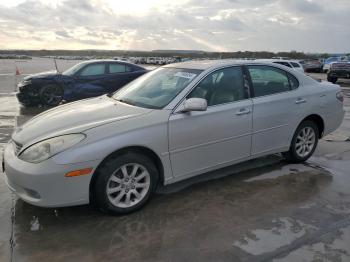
[178,98,207,113]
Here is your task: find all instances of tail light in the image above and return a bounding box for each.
[336,91,344,103]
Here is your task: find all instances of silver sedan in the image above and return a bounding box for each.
[3,60,345,214]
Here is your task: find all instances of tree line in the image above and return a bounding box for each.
[0,49,343,59]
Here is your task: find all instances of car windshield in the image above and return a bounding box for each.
[62,62,88,76]
[325,57,339,63]
[112,67,202,109]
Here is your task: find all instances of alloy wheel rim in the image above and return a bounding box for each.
[106,163,151,208]
[43,86,63,105]
[295,127,316,158]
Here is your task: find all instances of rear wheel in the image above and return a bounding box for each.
[93,152,159,215]
[40,84,63,106]
[283,121,319,163]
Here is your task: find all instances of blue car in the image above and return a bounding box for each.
[16,60,148,106]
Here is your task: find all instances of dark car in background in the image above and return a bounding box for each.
[16,60,148,106]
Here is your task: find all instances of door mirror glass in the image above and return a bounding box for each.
[178,98,207,113]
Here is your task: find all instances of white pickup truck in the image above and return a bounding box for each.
[327,61,350,83]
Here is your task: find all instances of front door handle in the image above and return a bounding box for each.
[295,98,306,104]
[236,108,251,116]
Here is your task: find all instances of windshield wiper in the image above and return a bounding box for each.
[116,98,135,106]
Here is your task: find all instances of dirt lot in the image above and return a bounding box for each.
[0,59,350,262]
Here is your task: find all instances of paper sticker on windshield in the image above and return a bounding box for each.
[174,72,197,80]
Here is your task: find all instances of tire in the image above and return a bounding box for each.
[282,120,319,163]
[327,75,338,84]
[93,152,159,215]
[39,84,63,106]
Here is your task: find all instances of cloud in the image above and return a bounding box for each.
[0,0,348,52]
[55,30,70,38]
[285,0,324,14]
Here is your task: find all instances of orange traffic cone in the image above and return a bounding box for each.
[15,66,21,76]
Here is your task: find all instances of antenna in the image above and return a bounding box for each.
[54,58,59,73]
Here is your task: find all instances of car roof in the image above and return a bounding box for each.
[164,59,293,71]
[257,59,295,63]
[78,59,146,69]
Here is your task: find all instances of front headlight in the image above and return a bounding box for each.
[18,134,86,163]
[18,79,32,87]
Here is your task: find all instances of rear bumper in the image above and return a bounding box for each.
[323,108,345,136]
[3,142,100,207]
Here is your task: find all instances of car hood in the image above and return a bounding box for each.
[12,96,153,146]
[24,70,59,80]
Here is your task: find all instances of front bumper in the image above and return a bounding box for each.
[2,142,100,207]
[16,83,39,105]
[328,70,350,79]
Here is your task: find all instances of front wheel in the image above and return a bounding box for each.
[327,75,338,84]
[93,152,159,215]
[283,121,319,163]
[40,84,64,106]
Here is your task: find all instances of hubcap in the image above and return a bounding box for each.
[295,127,316,158]
[106,163,151,208]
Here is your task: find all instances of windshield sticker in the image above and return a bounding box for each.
[174,72,197,80]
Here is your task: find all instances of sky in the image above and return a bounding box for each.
[0,0,349,52]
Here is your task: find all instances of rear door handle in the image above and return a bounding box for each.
[295,98,306,104]
[236,108,251,115]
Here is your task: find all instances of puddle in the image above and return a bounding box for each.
[30,216,42,232]
[324,132,350,142]
[0,131,12,143]
[233,217,317,256]
[0,117,15,128]
[0,96,19,117]
[244,164,315,182]
[299,202,317,209]
[274,225,350,261]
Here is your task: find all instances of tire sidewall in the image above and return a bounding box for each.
[290,121,319,162]
[93,152,159,215]
[40,84,63,106]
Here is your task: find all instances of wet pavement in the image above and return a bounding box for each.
[0,76,350,261]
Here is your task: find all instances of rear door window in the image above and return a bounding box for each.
[79,64,106,76]
[248,66,293,97]
[290,62,301,68]
[273,61,292,68]
[109,63,126,73]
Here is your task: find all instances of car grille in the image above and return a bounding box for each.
[331,63,350,70]
[12,140,23,156]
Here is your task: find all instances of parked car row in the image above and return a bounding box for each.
[0,54,32,60]
[256,59,304,73]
